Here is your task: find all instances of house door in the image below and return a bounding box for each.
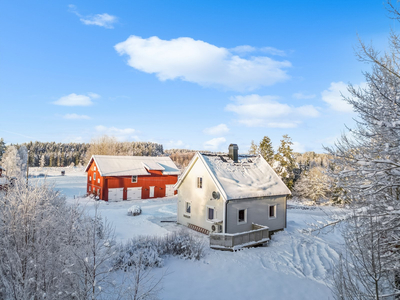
[165,184,174,197]
[108,188,123,202]
[149,186,155,198]
[127,187,142,200]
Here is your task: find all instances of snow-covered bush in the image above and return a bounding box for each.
[293,167,331,203]
[113,230,205,271]
[128,205,142,216]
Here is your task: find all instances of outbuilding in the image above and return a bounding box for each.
[85,155,180,201]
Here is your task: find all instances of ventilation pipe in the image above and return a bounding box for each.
[228,144,239,163]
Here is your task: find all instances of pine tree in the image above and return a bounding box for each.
[274,134,296,190]
[248,140,259,155]
[259,136,274,165]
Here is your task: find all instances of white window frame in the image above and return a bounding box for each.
[93,172,96,180]
[197,177,203,189]
[132,176,138,183]
[89,186,91,192]
[98,178,100,184]
[89,176,91,181]
[268,205,277,219]
[184,201,191,216]
[206,205,215,222]
[237,208,247,225]
[94,166,96,171]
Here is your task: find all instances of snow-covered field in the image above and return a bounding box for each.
[31,168,344,300]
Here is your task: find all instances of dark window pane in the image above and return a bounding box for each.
[208,208,214,220]
[238,209,245,222]
[269,206,275,217]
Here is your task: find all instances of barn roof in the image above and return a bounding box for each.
[175,152,291,201]
[85,155,180,177]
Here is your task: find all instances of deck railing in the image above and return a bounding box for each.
[209,223,269,251]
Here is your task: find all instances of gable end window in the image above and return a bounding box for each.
[89,176,91,181]
[94,166,96,171]
[197,177,203,189]
[269,205,277,219]
[132,176,138,183]
[93,172,96,180]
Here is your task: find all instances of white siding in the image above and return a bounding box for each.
[177,157,225,232]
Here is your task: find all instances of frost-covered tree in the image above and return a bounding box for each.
[0,146,23,178]
[274,134,296,190]
[326,1,400,297]
[259,136,274,166]
[39,154,46,168]
[0,138,5,160]
[293,167,331,202]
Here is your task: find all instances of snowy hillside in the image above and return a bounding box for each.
[31,170,344,300]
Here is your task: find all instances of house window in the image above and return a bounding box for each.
[269,205,277,219]
[197,177,203,189]
[93,172,96,180]
[185,202,191,214]
[207,207,214,221]
[89,186,91,192]
[132,176,138,183]
[94,166,96,171]
[98,178,100,184]
[89,176,91,181]
[238,209,247,224]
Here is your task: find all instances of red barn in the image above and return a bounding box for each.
[85,155,180,201]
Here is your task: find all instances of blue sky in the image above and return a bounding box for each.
[0,1,394,152]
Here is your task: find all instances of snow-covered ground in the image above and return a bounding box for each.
[31,168,344,300]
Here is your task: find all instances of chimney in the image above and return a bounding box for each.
[228,144,239,163]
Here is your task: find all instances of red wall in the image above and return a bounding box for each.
[86,160,178,201]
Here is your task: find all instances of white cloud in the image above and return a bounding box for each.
[225,94,319,127]
[53,93,98,106]
[68,5,117,29]
[114,36,291,91]
[203,124,230,135]
[87,92,100,99]
[204,137,226,151]
[321,81,366,112]
[231,45,286,56]
[95,125,137,141]
[293,92,316,100]
[63,113,91,120]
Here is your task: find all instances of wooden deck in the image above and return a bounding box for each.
[209,223,269,251]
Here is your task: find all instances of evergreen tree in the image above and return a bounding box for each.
[259,136,274,165]
[0,138,6,160]
[274,134,296,190]
[248,140,259,155]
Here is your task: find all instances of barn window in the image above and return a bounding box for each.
[132,176,138,183]
[238,209,247,224]
[197,177,203,189]
[93,172,96,180]
[207,207,214,221]
[185,202,191,214]
[269,205,277,219]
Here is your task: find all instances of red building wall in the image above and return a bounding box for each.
[86,160,178,201]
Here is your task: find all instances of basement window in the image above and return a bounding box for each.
[132,176,138,183]
[197,177,203,189]
[269,205,277,219]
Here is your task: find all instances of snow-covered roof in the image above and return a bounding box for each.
[85,155,180,177]
[176,152,291,200]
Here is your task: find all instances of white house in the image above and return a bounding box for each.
[175,144,291,249]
